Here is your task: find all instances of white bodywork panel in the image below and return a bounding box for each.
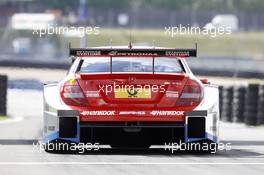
[43,83,69,138]
[194,84,219,142]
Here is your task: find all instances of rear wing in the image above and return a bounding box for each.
[69,44,197,58]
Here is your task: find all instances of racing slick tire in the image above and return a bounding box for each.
[257,85,264,125]
[221,86,233,122]
[245,84,259,126]
[233,86,246,123]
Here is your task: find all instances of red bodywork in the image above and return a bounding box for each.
[61,47,201,122]
[60,72,203,122]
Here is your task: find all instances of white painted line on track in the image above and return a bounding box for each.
[0,162,264,165]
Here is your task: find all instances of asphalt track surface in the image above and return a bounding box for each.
[1,90,264,175]
[0,69,264,175]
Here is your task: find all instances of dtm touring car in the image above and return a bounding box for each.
[43,44,219,152]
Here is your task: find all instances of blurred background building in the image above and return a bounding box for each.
[0,0,264,29]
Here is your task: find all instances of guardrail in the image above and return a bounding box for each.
[219,84,264,126]
[0,75,7,116]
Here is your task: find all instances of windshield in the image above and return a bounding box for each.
[79,57,184,73]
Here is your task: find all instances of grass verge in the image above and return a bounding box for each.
[0,115,7,121]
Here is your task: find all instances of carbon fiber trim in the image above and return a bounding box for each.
[80,122,185,128]
[185,110,207,116]
[57,110,80,117]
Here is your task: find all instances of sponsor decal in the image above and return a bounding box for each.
[165,51,190,57]
[72,49,196,57]
[126,87,139,97]
[151,111,184,116]
[76,51,101,56]
[108,51,159,57]
[47,126,55,131]
[119,111,146,115]
[119,52,158,56]
[108,51,118,56]
[115,87,151,99]
[69,78,75,85]
[80,110,185,117]
[81,111,115,116]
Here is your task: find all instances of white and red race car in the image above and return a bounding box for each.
[43,44,219,152]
